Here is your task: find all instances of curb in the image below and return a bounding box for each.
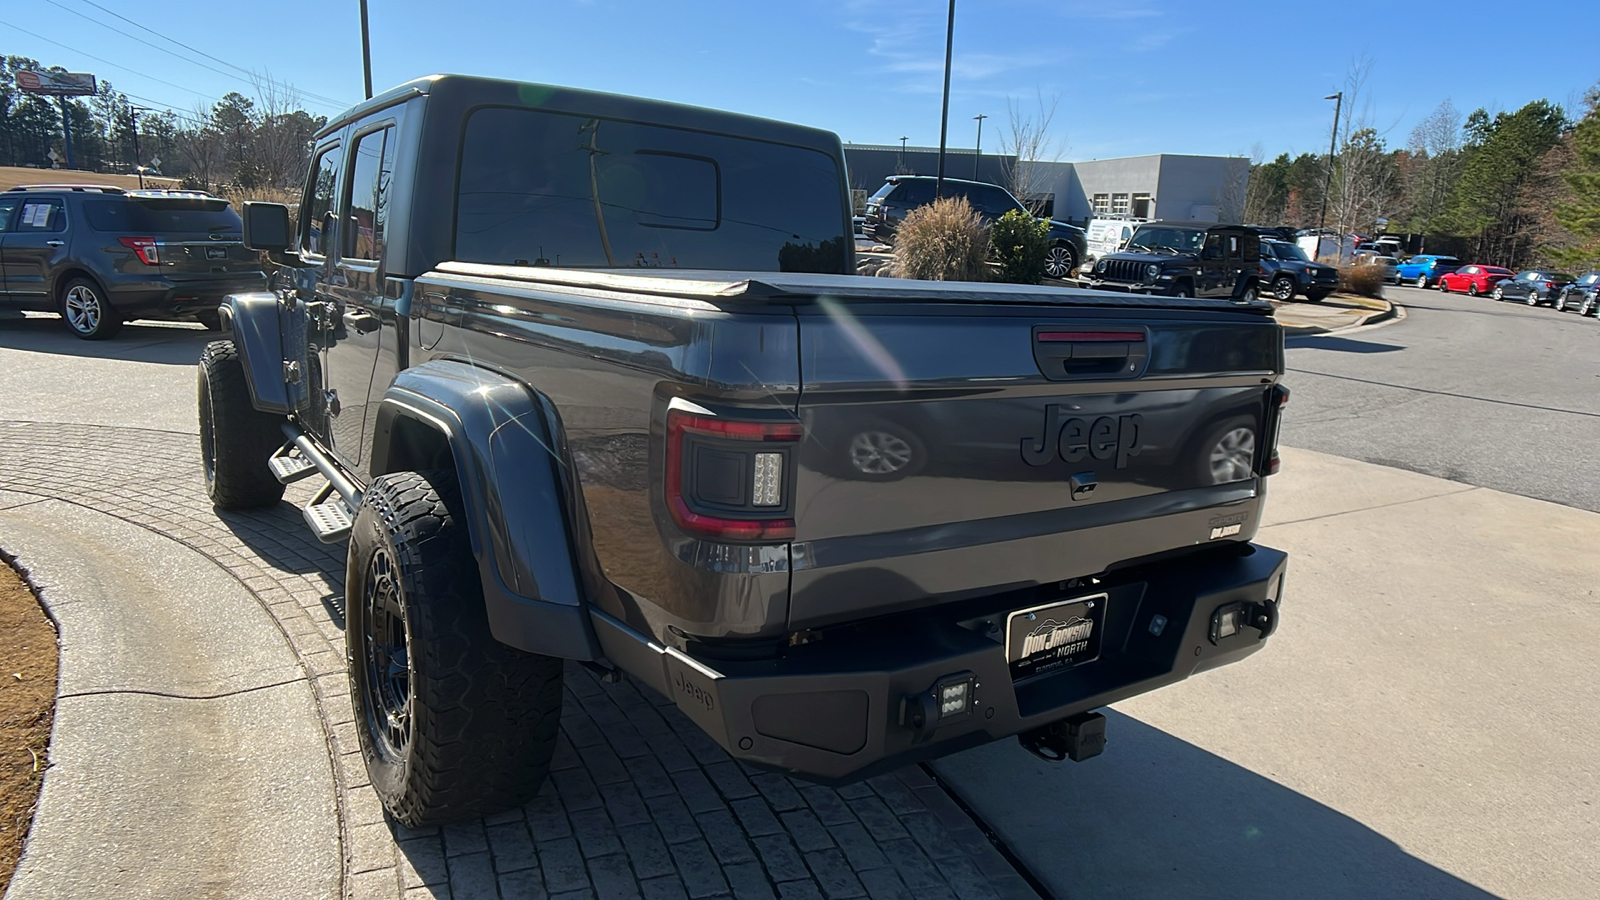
[1278,296,1399,336]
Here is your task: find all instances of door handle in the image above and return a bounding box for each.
[46,240,64,247]
[342,310,380,334]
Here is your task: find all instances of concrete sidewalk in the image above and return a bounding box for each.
[0,495,340,900]
[932,447,1600,900]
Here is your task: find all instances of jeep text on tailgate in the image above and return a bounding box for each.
[197,74,1289,825]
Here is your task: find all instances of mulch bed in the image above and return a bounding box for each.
[0,558,56,891]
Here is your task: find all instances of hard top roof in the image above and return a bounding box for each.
[315,74,841,153]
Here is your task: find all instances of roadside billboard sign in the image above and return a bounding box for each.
[16,70,97,97]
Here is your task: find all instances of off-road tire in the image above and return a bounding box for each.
[59,277,122,340]
[1169,281,1193,299]
[1271,276,1296,301]
[198,340,287,509]
[346,470,564,827]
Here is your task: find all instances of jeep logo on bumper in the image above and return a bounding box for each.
[1022,405,1142,469]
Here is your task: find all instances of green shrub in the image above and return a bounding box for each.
[989,209,1050,284]
[1338,264,1388,298]
[891,196,989,282]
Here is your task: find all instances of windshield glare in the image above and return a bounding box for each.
[1128,226,1203,253]
[1272,243,1310,262]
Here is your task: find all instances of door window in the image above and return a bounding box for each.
[301,144,343,257]
[1202,234,1224,260]
[343,127,396,261]
[0,199,18,231]
[15,199,65,233]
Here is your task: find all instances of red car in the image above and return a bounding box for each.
[1438,265,1513,296]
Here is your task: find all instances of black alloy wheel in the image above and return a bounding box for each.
[360,548,412,763]
[1272,276,1296,302]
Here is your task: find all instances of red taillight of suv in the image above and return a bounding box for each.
[117,236,160,266]
[1265,384,1290,476]
[665,408,802,542]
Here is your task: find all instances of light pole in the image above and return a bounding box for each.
[934,0,956,197]
[359,0,374,100]
[899,136,908,168]
[1316,91,1342,241]
[972,113,986,180]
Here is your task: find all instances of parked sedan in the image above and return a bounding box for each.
[1490,270,1577,306]
[1394,254,1462,287]
[1437,265,1514,296]
[1554,272,1600,313]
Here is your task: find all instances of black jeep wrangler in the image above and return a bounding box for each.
[1083,221,1261,301]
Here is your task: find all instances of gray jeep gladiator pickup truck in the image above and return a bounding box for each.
[198,75,1290,826]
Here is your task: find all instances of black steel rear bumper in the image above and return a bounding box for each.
[591,543,1287,783]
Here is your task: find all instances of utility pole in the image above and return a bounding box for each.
[130,106,150,188]
[359,0,374,100]
[1316,91,1343,244]
[972,113,987,180]
[899,136,908,166]
[58,97,74,169]
[934,0,955,197]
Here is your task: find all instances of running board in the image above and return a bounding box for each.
[268,445,318,484]
[303,481,354,543]
[280,422,363,544]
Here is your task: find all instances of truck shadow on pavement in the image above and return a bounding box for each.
[1284,335,1405,354]
[0,316,214,365]
[938,710,1500,900]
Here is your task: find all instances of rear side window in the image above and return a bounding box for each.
[83,198,239,233]
[455,107,848,273]
[0,198,17,231]
[15,199,65,233]
[344,127,396,261]
[301,144,343,257]
[892,180,934,206]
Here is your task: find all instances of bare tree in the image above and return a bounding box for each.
[1214,150,1252,224]
[1326,57,1399,250]
[998,91,1065,214]
[175,101,225,190]
[1406,99,1464,243]
[250,74,320,191]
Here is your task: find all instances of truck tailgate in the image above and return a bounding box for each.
[789,301,1282,630]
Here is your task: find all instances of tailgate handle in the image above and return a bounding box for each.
[1033,329,1149,381]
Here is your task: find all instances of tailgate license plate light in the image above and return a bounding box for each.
[206,246,227,259]
[1006,593,1107,680]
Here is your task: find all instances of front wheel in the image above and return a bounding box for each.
[347,470,564,827]
[59,277,122,340]
[1580,295,1596,317]
[1492,286,1504,301]
[198,341,287,508]
[1168,282,1193,299]
[1438,280,1450,292]
[1043,243,1078,279]
[1553,293,1566,312]
[1271,276,1296,302]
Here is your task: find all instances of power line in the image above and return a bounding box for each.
[66,0,356,110]
[0,20,225,109]
[39,0,352,113]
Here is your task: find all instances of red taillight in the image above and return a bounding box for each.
[117,236,160,265]
[665,409,801,542]
[1266,384,1289,476]
[1544,281,1554,289]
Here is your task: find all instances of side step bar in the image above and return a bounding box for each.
[280,422,362,544]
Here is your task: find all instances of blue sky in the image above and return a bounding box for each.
[4,0,1596,162]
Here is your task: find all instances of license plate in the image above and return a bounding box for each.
[206,246,227,259]
[1006,592,1107,680]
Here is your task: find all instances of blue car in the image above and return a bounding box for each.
[1394,254,1461,288]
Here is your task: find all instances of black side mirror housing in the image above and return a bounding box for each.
[243,201,293,253]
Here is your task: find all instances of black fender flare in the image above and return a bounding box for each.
[218,292,294,415]
[369,359,600,661]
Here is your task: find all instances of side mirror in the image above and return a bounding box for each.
[243,201,293,253]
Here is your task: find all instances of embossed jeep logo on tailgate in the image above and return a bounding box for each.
[1021,405,1143,469]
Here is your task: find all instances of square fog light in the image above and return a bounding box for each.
[1210,603,1244,644]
